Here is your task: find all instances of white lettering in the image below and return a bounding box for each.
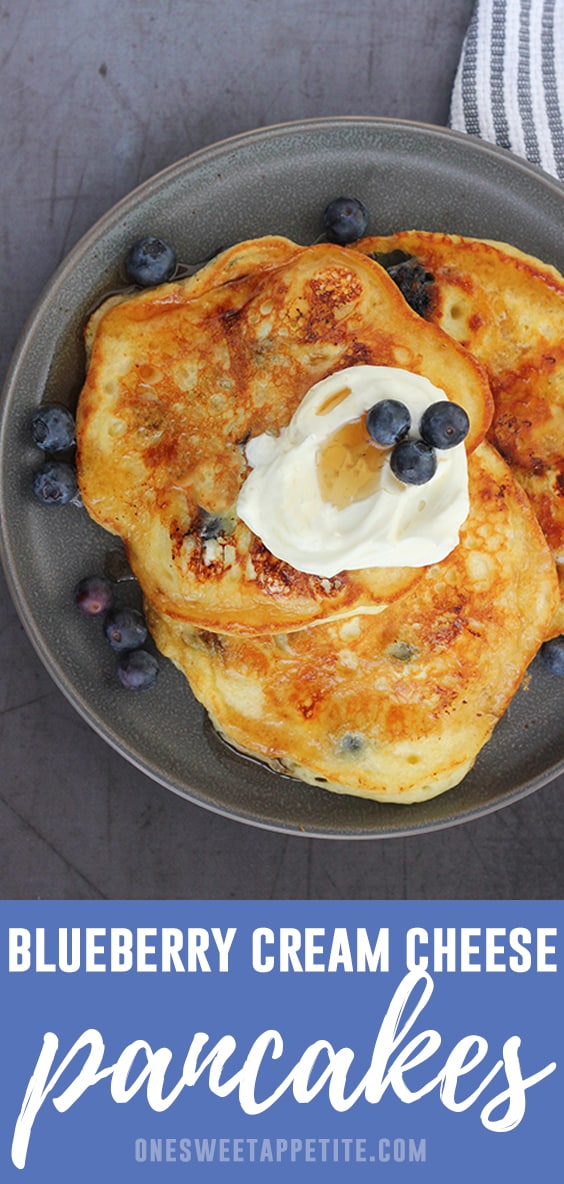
[251,927,389,973]
[10,969,557,1168]
[110,929,133,972]
[9,929,31,973]
[538,929,558,972]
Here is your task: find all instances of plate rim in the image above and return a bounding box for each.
[6,113,564,341]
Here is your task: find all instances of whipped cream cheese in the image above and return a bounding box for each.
[237,365,470,577]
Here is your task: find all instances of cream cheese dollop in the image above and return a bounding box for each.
[236,365,469,577]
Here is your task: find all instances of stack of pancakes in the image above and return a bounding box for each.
[76,233,561,804]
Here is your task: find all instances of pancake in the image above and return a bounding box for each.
[76,236,493,635]
[353,230,564,636]
[147,442,558,804]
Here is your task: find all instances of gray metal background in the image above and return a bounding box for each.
[2,0,563,899]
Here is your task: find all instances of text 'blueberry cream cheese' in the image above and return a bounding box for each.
[236,365,470,578]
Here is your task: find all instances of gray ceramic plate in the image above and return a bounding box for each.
[2,117,564,838]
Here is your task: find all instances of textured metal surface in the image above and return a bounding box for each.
[2,0,564,897]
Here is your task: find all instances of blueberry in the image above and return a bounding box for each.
[390,439,437,485]
[322,196,369,245]
[420,401,470,450]
[32,460,78,505]
[104,606,147,652]
[388,259,435,317]
[370,249,413,270]
[540,635,564,675]
[116,649,159,691]
[31,404,76,452]
[366,399,411,446]
[74,575,115,616]
[124,236,177,286]
[338,733,364,753]
[199,512,226,541]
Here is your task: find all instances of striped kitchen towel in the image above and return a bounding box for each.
[449,0,564,181]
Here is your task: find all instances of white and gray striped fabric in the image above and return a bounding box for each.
[449,0,564,181]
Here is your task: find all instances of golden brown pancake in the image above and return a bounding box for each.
[76,236,493,635]
[147,443,558,804]
[353,230,564,636]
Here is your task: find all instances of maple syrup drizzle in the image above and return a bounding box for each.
[316,415,386,509]
[315,385,352,415]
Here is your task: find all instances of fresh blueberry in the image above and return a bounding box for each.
[104,606,147,652]
[420,401,470,450]
[390,439,437,485]
[540,635,564,675]
[74,575,115,616]
[366,399,411,446]
[32,460,78,505]
[124,236,177,286]
[31,404,76,452]
[116,649,159,691]
[322,196,369,245]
